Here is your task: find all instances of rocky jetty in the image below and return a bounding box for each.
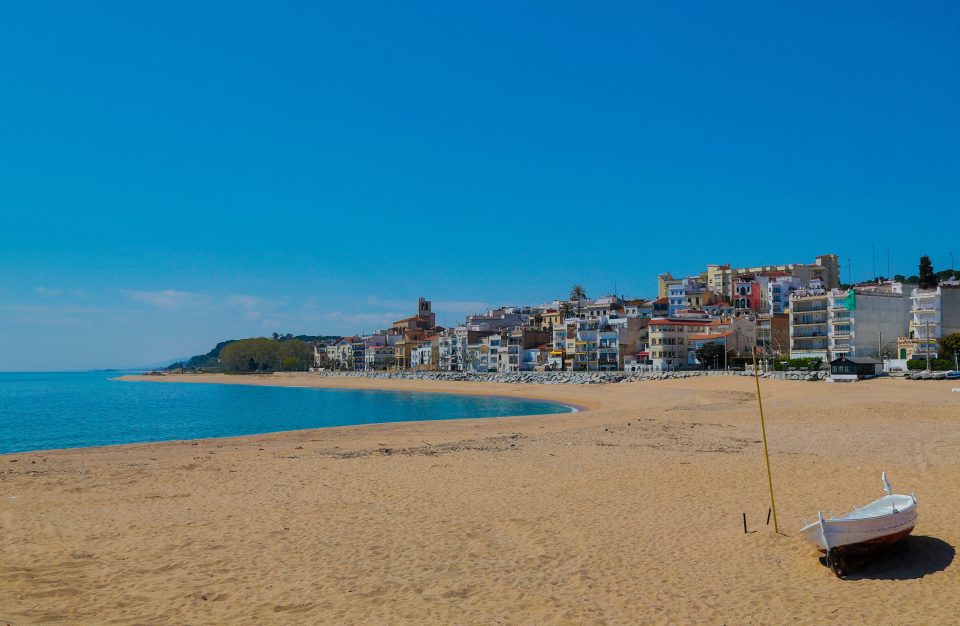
[310,369,824,384]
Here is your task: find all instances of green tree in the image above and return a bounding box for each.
[219,337,313,373]
[570,284,588,317]
[939,332,960,359]
[558,302,575,319]
[918,256,939,290]
[695,341,725,369]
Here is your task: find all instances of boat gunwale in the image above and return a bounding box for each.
[799,496,917,533]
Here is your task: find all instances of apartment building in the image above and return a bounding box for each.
[324,337,356,369]
[703,254,839,300]
[898,282,960,360]
[496,328,552,372]
[687,317,757,367]
[826,284,912,359]
[768,275,804,314]
[789,281,912,361]
[364,345,396,370]
[733,275,768,314]
[477,333,502,372]
[439,326,497,371]
[410,335,439,370]
[658,273,683,299]
[667,277,716,316]
[788,283,829,360]
[552,315,643,371]
[466,310,529,331]
[648,312,718,370]
[350,333,400,370]
[624,299,654,318]
[756,313,790,359]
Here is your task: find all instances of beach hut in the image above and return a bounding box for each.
[830,356,882,382]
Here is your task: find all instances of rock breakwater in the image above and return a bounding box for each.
[309,369,824,384]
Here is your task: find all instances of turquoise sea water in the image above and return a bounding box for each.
[0,372,572,454]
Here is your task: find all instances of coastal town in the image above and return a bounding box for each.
[310,253,960,377]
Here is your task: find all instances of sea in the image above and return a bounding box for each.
[0,371,572,455]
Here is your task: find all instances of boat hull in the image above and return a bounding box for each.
[800,494,916,577]
[814,524,914,555]
[799,496,917,551]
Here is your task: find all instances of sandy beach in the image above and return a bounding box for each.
[2,373,958,624]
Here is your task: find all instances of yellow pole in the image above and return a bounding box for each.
[752,346,779,533]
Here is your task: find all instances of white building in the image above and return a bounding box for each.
[898,282,960,360]
[789,282,829,360]
[553,315,644,371]
[790,281,912,361]
[768,275,804,314]
[826,284,912,360]
[364,345,396,370]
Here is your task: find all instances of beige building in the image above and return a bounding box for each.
[657,273,683,299]
[647,313,718,370]
[788,284,829,360]
[702,255,840,300]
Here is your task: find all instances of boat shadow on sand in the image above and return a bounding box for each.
[819,535,955,580]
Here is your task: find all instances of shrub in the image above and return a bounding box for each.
[774,357,822,371]
[906,358,953,371]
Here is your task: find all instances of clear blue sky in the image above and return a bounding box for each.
[1,1,958,370]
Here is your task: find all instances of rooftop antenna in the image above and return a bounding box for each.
[872,246,876,280]
[847,257,852,284]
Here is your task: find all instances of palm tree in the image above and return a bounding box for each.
[570,284,588,317]
[558,302,575,319]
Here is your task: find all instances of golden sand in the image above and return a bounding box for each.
[2,373,958,624]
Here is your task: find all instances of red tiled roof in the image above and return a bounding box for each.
[688,330,735,341]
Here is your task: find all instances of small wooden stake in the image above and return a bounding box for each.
[767,508,772,525]
[743,512,748,534]
[753,347,779,534]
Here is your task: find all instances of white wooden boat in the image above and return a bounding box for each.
[799,472,917,577]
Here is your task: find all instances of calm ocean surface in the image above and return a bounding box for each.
[0,372,572,454]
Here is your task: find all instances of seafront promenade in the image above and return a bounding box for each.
[2,373,958,624]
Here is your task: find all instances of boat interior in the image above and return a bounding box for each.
[837,494,916,520]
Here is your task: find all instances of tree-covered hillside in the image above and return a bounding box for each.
[165,334,340,372]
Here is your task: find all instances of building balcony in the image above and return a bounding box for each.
[793,321,827,327]
[792,304,827,313]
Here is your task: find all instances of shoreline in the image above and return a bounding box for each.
[117,372,591,413]
[3,374,959,623]
[0,374,587,457]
